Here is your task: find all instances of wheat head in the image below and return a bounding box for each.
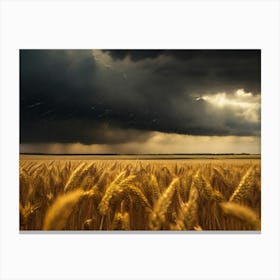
[230,166,255,202]
[220,201,261,230]
[149,177,179,230]
[98,172,135,216]
[43,188,84,230]
[64,163,87,192]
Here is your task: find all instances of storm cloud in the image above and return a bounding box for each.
[20,49,261,149]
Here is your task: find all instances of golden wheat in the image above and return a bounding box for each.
[229,166,256,202]
[124,185,151,210]
[98,172,136,216]
[175,186,199,230]
[64,163,87,192]
[220,202,261,230]
[43,188,84,230]
[20,157,261,230]
[149,177,179,230]
[112,212,130,230]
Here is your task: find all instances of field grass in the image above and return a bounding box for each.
[19,155,261,231]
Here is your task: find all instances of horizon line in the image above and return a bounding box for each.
[20,152,260,156]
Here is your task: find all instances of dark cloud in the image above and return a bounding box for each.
[105,50,165,61]
[21,119,153,145]
[20,49,261,145]
[106,50,260,92]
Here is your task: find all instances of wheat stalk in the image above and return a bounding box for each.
[150,174,160,201]
[43,188,84,230]
[64,163,87,192]
[124,185,151,209]
[176,186,199,230]
[149,177,179,230]
[192,171,225,202]
[98,172,135,216]
[220,202,261,230]
[230,166,255,202]
[112,212,130,230]
[20,201,40,224]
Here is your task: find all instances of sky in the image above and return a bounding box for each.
[20,50,261,154]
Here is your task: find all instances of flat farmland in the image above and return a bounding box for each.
[19,155,261,231]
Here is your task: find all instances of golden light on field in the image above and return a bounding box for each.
[20,156,261,231]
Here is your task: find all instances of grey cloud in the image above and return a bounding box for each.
[20,49,261,145]
[21,119,153,145]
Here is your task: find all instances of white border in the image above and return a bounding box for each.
[0,1,279,279]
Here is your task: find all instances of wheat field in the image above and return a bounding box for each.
[19,156,261,231]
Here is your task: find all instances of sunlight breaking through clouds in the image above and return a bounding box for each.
[21,133,260,155]
[198,89,260,123]
[20,50,261,153]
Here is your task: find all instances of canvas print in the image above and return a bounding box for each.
[20,50,261,231]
